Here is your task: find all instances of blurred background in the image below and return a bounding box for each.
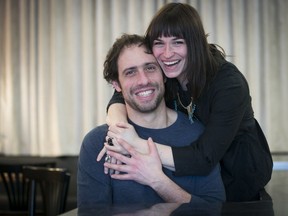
[0,0,287,156]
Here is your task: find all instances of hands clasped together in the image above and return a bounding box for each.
[97,122,163,187]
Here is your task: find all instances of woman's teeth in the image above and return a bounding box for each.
[163,60,180,66]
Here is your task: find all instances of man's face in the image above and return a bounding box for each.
[114,45,165,113]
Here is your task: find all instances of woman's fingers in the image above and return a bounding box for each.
[97,146,107,161]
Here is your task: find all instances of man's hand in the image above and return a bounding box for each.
[104,137,163,186]
[105,137,191,203]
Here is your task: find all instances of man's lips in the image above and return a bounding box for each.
[135,89,154,97]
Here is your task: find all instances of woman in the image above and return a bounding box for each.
[102,3,273,202]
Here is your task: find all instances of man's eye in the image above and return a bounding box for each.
[147,66,156,71]
[145,64,159,72]
[125,70,135,76]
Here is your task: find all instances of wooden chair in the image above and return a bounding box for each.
[0,162,56,213]
[23,166,70,216]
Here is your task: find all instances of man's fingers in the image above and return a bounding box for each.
[147,137,157,154]
[107,150,131,164]
[115,160,122,174]
[110,173,132,180]
[104,162,129,174]
[104,165,109,174]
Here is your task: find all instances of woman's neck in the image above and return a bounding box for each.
[177,77,189,91]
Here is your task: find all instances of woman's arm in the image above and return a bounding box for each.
[97,90,127,161]
[104,91,176,170]
[106,90,128,125]
[106,103,128,125]
[106,122,176,170]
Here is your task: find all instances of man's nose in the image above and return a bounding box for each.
[136,71,149,85]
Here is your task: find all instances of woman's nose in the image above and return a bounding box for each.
[163,44,174,58]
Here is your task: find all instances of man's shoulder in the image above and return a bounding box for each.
[82,124,108,147]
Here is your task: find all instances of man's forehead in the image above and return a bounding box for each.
[118,45,156,68]
[121,45,153,58]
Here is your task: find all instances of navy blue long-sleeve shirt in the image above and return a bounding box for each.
[77,112,225,207]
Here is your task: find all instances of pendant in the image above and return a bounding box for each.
[176,93,196,124]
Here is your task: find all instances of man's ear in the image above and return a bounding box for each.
[112,81,122,92]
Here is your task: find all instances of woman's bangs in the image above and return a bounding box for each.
[150,20,183,41]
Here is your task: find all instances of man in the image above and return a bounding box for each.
[77,34,225,207]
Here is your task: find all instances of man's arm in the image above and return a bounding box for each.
[78,128,112,207]
[105,137,191,203]
[149,171,192,203]
[105,137,226,203]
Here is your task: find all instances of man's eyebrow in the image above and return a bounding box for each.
[122,66,137,74]
[145,61,159,66]
[122,62,159,73]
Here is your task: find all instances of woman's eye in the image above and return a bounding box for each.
[174,40,185,45]
[153,41,163,46]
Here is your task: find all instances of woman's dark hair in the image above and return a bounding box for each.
[145,3,225,100]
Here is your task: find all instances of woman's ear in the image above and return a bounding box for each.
[112,81,122,92]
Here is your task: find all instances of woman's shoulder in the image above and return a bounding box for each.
[218,61,246,79]
[212,61,249,87]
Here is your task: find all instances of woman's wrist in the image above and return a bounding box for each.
[135,138,149,154]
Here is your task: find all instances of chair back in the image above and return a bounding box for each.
[0,162,56,211]
[23,166,70,216]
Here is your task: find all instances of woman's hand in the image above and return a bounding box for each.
[108,122,148,154]
[96,122,145,162]
[96,134,130,164]
[96,138,123,174]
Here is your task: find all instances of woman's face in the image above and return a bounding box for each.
[152,36,188,83]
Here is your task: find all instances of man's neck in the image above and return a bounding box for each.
[126,103,177,129]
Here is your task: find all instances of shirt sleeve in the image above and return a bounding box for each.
[189,164,226,204]
[106,90,125,112]
[172,65,252,176]
[77,128,112,207]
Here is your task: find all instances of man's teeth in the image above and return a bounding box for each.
[137,90,153,96]
[164,60,180,66]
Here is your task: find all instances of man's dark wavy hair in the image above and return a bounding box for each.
[103,34,151,84]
